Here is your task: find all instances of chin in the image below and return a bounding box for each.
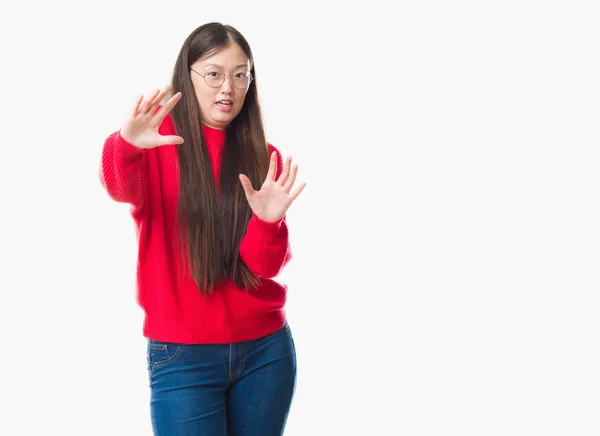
[214,111,238,123]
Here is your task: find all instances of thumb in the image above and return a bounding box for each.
[158,135,184,146]
[239,174,255,198]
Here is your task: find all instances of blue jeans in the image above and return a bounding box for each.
[146,322,297,435]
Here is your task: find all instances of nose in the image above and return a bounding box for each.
[220,74,234,93]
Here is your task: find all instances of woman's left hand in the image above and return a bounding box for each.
[239,151,306,223]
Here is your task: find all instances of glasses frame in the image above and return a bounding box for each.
[190,68,253,89]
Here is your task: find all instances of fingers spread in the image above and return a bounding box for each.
[150,86,170,114]
[278,156,292,185]
[154,92,181,123]
[265,151,277,181]
[130,94,144,117]
[139,89,160,114]
[289,182,306,202]
[284,164,299,193]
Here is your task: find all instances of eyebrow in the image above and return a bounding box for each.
[202,63,249,69]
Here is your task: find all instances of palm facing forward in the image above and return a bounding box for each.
[239,152,306,223]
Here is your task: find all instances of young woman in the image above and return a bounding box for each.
[100,22,305,435]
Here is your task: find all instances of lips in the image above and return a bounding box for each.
[216,99,232,107]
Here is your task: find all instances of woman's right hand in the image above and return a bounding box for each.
[120,85,184,149]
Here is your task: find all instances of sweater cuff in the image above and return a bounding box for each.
[247,213,286,245]
[115,131,146,162]
[251,212,284,230]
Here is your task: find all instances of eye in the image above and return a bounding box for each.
[207,71,221,78]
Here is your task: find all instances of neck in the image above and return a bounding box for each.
[202,122,227,131]
[202,124,227,145]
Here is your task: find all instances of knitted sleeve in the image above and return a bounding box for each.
[239,144,292,278]
[99,130,147,214]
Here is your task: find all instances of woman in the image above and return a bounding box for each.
[100,22,305,435]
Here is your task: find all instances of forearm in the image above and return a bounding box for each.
[100,131,147,211]
[239,214,292,278]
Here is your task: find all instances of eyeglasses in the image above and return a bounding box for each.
[190,67,253,89]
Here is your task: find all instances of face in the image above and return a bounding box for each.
[190,43,252,130]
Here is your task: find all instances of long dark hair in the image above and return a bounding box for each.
[169,22,269,295]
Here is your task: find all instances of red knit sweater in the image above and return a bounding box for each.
[100,113,291,344]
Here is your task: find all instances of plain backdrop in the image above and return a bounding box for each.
[1,0,599,435]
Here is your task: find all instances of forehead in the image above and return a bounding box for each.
[196,44,250,69]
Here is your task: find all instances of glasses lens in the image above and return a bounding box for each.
[204,68,224,88]
[203,69,252,89]
[232,71,251,89]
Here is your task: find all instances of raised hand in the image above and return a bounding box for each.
[120,86,184,149]
[239,152,306,223]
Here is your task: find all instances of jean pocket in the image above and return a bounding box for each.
[147,339,183,369]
